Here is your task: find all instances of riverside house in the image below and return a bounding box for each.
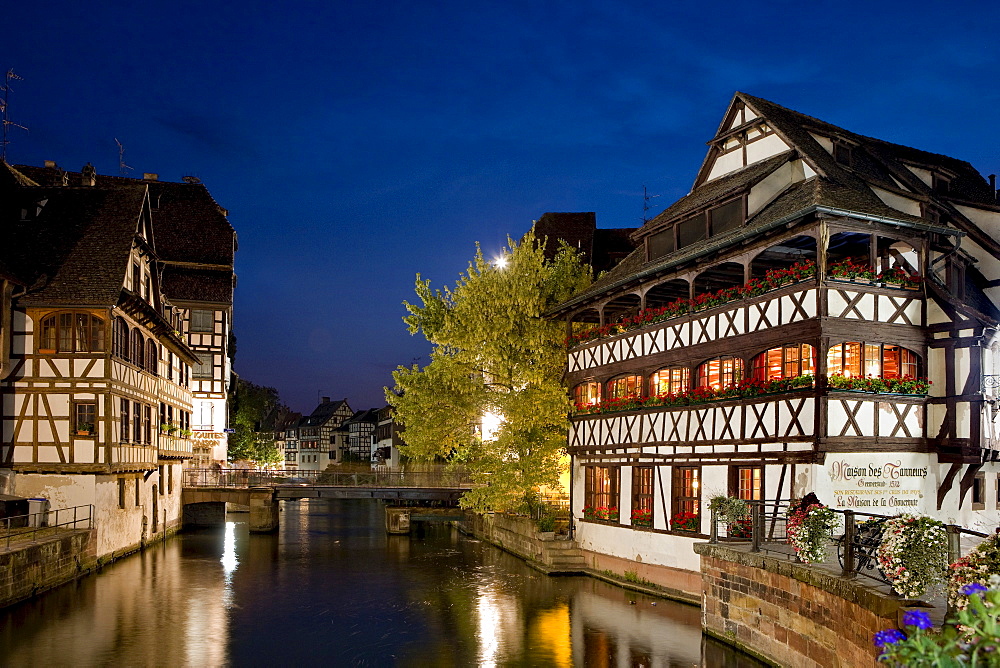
[548,93,1000,588]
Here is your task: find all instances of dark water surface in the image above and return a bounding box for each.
[0,499,762,667]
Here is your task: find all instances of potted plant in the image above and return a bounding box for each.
[709,495,750,537]
[877,513,948,598]
[76,422,94,436]
[786,499,839,563]
[947,533,1000,609]
[179,428,192,438]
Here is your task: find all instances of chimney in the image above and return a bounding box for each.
[43,160,58,169]
[322,396,330,403]
[990,174,997,202]
[143,173,158,181]
[81,163,96,186]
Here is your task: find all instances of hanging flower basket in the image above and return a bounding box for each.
[877,513,948,599]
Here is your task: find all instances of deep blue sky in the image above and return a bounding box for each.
[5,1,999,413]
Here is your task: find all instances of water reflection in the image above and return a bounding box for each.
[0,500,762,667]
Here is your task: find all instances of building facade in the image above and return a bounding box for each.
[549,93,1000,577]
[12,164,237,468]
[0,162,229,557]
[297,397,352,471]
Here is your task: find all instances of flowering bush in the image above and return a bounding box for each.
[631,508,653,527]
[947,533,1000,609]
[582,505,619,521]
[828,373,931,395]
[671,511,700,533]
[573,375,814,416]
[877,514,948,599]
[786,502,839,564]
[875,576,1000,666]
[565,260,816,348]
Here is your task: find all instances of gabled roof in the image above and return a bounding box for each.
[342,408,379,427]
[303,398,352,426]
[553,93,994,315]
[1,186,149,306]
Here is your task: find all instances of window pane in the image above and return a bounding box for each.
[677,215,707,249]
[648,227,675,261]
[864,344,881,377]
[651,367,689,395]
[58,313,74,351]
[710,199,743,236]
[191,309,214,333]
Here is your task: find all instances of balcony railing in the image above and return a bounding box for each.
[0,504,94,551]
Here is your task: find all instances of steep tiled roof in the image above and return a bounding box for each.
[2,187,146,306]
[162,266,235,303]
[553,94,993,315]
[14,164,236,306]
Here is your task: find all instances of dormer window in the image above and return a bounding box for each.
[833,141,853,167]
[646,197,746,262]
[933,173,951,195]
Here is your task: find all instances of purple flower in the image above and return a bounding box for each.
[961,582,989,597]
[902,609,933,630]
[873,629,906,649]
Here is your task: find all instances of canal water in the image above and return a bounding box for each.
[0,499,762,667]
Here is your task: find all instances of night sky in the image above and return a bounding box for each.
[5,1,999,414]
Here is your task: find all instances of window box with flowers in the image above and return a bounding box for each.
[573,375,814,416]
[670,511,700,533]
[582,505,619,522]
[76,422,94,436]
[565,260,816,349]
[827,373,930,396]
[630,508,653,528]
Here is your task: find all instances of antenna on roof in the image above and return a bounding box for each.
[1,69,28,162]
[641,184,661,224]
[114,138,134,176]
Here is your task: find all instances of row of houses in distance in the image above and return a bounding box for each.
[271,398,402,471]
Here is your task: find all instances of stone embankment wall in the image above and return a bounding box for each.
[695,543,909,668]
[463,513,566,568]
[0,530,98,609]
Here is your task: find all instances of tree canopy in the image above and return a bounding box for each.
[387,232,591,512]
[227,377,284,465]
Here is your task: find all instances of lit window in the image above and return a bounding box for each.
[585,466,620,520]
[608,375,642,400]
[573,381,602,406]
[827,342,919,378]
[751,344,814,381]
[650,367,689,395]
[697,357,743,390]
[672,466,701,530]
[631,466,654,526]
[732,466,762,501]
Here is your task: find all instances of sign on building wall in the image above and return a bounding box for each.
[824,453,929,513]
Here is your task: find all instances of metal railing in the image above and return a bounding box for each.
[0,504,94,551]
[184,468,476,489]
[708,499,992,583]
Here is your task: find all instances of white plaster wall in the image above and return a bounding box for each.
[706,150,744,182]
[575,521,701,572]
[808,133,833,154]
[870,187,922,217]
[745,133,790,166]
[748,160,805,216]
[905,165,933,187]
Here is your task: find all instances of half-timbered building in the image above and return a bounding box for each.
[548,93,1000,581]
[0,163,203,557]
[13,164,237,468]
[297,397,353,470]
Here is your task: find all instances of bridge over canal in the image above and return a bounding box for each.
[181,469,474,533]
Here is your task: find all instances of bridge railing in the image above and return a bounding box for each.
[184,468,475,489]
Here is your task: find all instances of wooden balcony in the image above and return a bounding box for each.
[157,434,194,459]
[568,280,923,375]
[569,388,926,458]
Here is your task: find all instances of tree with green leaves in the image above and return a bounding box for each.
[227,377,283,465]
[387,232,591,513]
